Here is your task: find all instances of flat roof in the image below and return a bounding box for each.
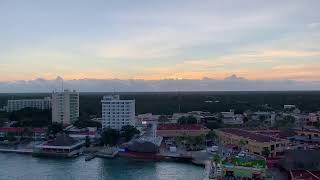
[219,128,280,143]
[157,124,207,131]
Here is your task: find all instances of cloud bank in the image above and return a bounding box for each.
[0,75,320,93]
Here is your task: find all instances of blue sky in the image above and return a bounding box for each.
[0,0,320,81]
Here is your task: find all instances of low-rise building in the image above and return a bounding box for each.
[294,128,320,139]
[221,110,243,125]
[64,126,98,140]
[222,152,267,179]
[214,128,289,157]
[156,124,210,138]
[284,105,296,109]
[6,97,51,112]
[33,134,84,158]
[0,127,47,140]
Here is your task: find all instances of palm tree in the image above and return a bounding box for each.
[239,140,246,151]
[262,147,270,158]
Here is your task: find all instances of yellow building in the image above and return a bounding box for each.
[214,128,289,157]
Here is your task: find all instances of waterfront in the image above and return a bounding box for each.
[0,154,204,180]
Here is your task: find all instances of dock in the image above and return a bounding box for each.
[0,148,33,154]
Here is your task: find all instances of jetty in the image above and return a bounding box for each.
[0,148,33,154]
[95,147,118,159]
[85,153,96,161]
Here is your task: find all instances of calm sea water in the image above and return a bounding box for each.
[0,153,204,180]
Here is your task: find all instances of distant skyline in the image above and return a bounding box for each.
[0,0,320,82]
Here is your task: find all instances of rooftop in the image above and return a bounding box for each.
[220,128,280,143]
[0,127,47,133]
[44,135,78,146]
[0,127,24,133]
[291,170,320,180]
[157,124,207,131]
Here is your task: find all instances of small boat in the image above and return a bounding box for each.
[85,153,96,161]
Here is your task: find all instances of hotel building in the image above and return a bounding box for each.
[6,97,51,112]
[52,90,79,125]
[101,95,135,130]
[214,128,289,157]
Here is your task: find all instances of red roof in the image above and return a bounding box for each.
[157,124,206,130]
[32,128,47,133]
[0,127,24,133]
[220,128,280,143]
[291,170,320,180]
[0,127,47,133]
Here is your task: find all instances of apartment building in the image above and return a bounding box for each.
[6,97,51,112]
[51,90,79,125]
[101,95,135,130]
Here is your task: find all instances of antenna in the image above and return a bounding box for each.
[61,77,64,92]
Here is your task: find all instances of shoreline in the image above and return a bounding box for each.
[0,148,207,167]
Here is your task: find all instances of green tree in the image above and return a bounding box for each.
[48,123,63,135]
[178,116,197,124]
[85,136,91,148]
[213,154,221,163]
[158,115,169,123]
[262,147,270,158]
[239,140,246,151]
[120,125,140,142]
[206,131,217,141]
[5,132,16,142]
[101,128,120,146]
[73,119,101,128]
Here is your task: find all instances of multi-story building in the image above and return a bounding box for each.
[6,97,51,112]
[221,110,244,125]
[214,128,289,157]
[51,90,79,125]
[101,95,135,130]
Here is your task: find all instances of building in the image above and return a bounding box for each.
[101,95,135,130]
[6,97,51,112]
[0,127,47,140]
[64,126,98,140]
[214,128,289,157]
[221,110,244,125]
[284,105,296,109]
[294,128,320,139]
[33,134,84,158]
[279,150,320,179]
[136,113,160,125]
[222,152,267,179]
[52,90,79,125]
[156,124,210,138]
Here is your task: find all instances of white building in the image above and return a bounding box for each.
[284,105,296,109]
[52,90,79,125]
[6,97,51,112]
[221,110,244,125]
[101,95,135,130]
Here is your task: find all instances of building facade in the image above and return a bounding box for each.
[6,97,51,112]
[221,110,244,125]
[214,128,289,158]
[52,90,79,125]
[101,95,135,130]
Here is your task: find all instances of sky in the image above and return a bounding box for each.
[0,0,320,83]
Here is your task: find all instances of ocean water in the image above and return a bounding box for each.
[0,153,203,180]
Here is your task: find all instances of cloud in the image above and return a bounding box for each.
[1,75,320,93]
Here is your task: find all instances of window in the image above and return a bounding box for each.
[270,145,275,151]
